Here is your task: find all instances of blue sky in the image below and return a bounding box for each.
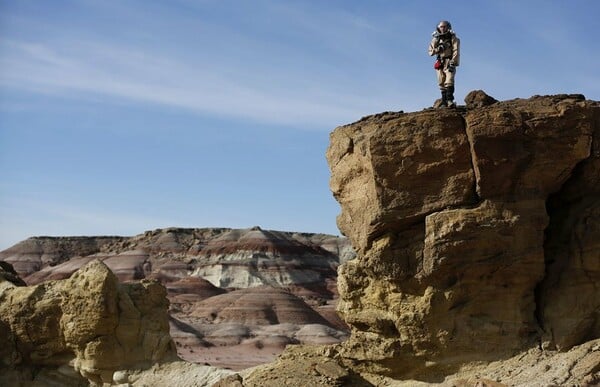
[1,1,599,249]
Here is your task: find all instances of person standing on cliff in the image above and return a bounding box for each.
[428,20,460,107]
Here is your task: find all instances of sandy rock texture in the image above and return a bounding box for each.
[232,339,600,386]
[0,260,177,384]
[0,260,235,386]
[235,92,600,386]
[326,93,600,381]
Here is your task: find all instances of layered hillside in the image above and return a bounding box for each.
[0,227,354,288]
[240,92,600,386]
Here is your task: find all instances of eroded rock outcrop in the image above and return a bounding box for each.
[326,93,600,380]
[0,259,177,385]
[235,93,600,386]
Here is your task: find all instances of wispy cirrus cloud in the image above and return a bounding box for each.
[0,38,377,128]
[0,1,430,129]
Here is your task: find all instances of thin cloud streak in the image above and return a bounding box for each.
[1,39,376,128]
[0,1,422,128]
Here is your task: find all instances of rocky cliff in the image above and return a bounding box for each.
[239,92,600,386]
[329,92,600,382]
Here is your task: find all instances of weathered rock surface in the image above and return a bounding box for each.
[325,93,600,381]
[0,259,178,385]
[0,261,26,289]
[0,260,237,386]
[235,339,600,386]
[325,93,600,380]
[233,92,600,386]
[464,89,498,109]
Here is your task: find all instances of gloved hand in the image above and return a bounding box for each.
[448,62,456,72]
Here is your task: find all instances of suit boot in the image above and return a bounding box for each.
[446,86,455,107]
[439,89,447,107]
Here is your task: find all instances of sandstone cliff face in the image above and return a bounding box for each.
[326,93,600,380]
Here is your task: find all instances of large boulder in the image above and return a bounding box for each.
[0,259,176,385]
